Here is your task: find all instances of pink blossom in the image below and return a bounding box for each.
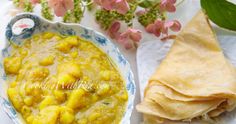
[161,20,181,35]
[48,0,74,16]
[93,0,129,14]
[160,0,176,12]
[108,23,142,49]
[164,20,181,32]
[126,28,142,42]
[118,28,142,49]
[118,28,142,43]
[146,20,164,37]
[30,0,40,4]
[113,0,130,14]
[146,19,181,38]
[108,21,121,39]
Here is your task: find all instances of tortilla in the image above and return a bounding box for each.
[136,10,236,121]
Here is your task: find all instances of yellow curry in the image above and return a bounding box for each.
[3,32,128,124]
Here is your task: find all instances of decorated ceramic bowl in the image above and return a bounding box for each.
[0,13,136,124]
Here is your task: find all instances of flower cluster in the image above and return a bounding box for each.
[13,0,181,49]
[95,0,141,49]
[137,0,181,40]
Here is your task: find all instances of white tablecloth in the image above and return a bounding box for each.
[1,0,236,124]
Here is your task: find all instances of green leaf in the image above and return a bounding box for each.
[201,0,236,31]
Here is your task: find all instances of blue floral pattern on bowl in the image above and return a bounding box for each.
[0,13,136,124]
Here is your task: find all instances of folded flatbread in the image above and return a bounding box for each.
[136,10,236,121]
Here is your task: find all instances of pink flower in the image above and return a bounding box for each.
[146,20,164,37]
[108,23,142,49]
[48,0,74,17]
[118,28,142,49]
[126,28,142,42]
[118,28,142,43]
[164,20,181,32]
[108,21,121,39]
[160,0,176,12]
[30,0,40,4]
[113,0,130,14]
[93,0,129,14]
[146,19,181,38]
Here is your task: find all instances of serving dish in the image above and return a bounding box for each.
[0,13,136,124]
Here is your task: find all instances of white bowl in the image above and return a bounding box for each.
[0,13,136,124]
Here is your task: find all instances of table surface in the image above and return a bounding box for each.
[1,0,235,124]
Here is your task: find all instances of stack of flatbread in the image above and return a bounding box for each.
[136,10,236,122]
